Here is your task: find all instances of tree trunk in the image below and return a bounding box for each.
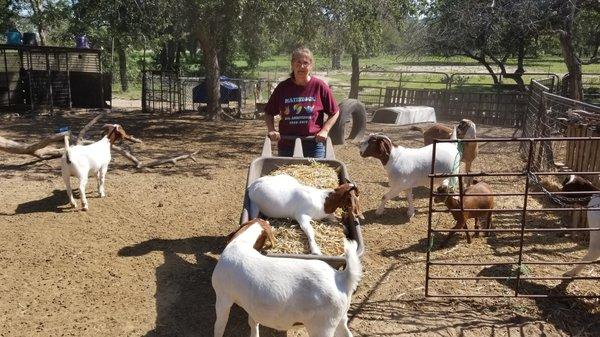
[331,51,342,70]
[201,41,222,120]
[557,1,583,101]
[469,54,499,86]
[496,44,525,91]
[117,43,128,92]
[28,0,47,46]
[559,30,583,101]
[349,53,360,99]
[160,40,179,71]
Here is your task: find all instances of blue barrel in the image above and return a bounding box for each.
[75,35,90,48]
[6,30,22,45]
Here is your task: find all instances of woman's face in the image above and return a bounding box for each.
[292,53,313,79]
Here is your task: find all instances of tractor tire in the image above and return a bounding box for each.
[329,99,367,145]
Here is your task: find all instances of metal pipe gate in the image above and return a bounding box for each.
[426,137,600,298]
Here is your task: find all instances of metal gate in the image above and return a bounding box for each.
[425,137,600,298]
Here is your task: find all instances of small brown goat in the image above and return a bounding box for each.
[435,180,494,245]
[412,119,478,184]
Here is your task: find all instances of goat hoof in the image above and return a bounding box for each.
[407,210,415,218]
[82,206,89,211]
[375,209,385,216]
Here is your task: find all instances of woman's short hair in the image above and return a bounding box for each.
[290,47,313,78]
[291,47,313,63]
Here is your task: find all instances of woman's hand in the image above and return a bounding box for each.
[268,131,281,141]
[315,129,329,143]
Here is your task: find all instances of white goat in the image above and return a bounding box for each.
[412,119,478,185]
[359,132,460,218]
[561,175,600,277]
[212,218,362,337]
[248,174,361,255]
[61,124,134,210]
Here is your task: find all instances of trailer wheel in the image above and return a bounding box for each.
[329,99,367,145]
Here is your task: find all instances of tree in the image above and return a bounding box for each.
[8,0,73,46]
[1,0,20,30]
[186,0,242,120]
[548,0,600,100]
[424,0,545,89]
[320,0,411,98]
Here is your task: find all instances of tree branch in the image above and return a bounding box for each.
[139,150,199,169]
[0,131,68,158]
[77,110,109,144]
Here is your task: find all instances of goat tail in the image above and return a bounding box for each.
[339,239,362,296]
[410,125,425,134]
[63,133,72,164]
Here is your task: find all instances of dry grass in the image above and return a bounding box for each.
[269,161,339,189]
[266,218,346,256]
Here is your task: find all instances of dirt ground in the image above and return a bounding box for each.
[0,105,598,337]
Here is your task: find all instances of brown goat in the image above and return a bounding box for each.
[435,180,494,245]
[412,119,478,184]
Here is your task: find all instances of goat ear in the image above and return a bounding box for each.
[254,219,276,250]
[350,189,364,219]
[225,220,254,243]
[225,226,241,243]
[324,190,343,214]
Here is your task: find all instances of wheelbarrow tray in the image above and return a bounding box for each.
[240,138,364,269]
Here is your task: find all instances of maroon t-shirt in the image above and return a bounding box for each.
[265,77,339,149]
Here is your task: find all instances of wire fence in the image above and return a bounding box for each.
[519,78,600,173]
[142,71,279,117]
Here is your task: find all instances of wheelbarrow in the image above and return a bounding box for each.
[240,136,365,268]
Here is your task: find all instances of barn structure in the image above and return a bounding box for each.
[0,44,111,112]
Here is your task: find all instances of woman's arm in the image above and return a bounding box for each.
[315,111,339,142]
[265,114,280,141]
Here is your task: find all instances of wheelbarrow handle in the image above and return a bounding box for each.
[261,135,335,159]
[279,135,316,141]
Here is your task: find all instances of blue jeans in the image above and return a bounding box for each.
[278,140,325,158]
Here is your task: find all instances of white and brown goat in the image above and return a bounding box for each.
[359,133,460,218]
[435,180,494,245]
[212,218,362,337]
[561,175,600,277]
[61,124,135,210]
[412,119,478,184]
[248,174,362,255]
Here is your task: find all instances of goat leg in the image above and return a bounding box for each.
[213,294,233,337]
[248,316,260,337]
[441,220,465,247]
[485,212,493,237]
[464,220,471,244]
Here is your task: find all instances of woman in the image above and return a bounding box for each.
[264,47,339,158]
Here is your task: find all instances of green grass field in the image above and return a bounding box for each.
[113,54,600,100]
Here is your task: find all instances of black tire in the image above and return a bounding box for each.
[330,99,367,145]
